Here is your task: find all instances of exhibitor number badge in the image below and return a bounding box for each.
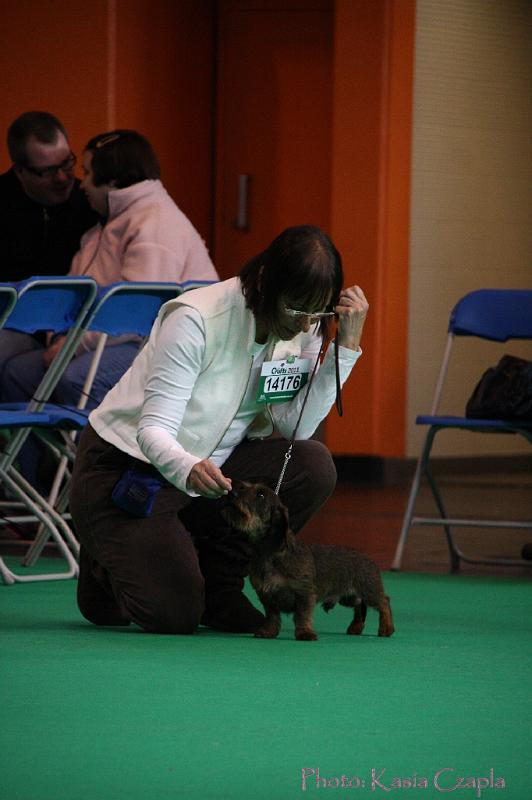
[256,357,310,404]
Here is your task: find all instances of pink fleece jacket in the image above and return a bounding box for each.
[70,179,218,285]
[69,179,218,350]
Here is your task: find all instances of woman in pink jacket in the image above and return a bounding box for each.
[1,130,218,487]
[3,130,218,405]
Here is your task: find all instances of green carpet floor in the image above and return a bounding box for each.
[1,568,531,800]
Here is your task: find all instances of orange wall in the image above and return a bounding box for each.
[0,0,109,173]
[0,0,215,242]
[327,0,415,458]
[0,0,415,458]
[213,0,334,279]
[114,0,215,238]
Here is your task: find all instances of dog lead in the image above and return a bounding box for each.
[274,331,343,495]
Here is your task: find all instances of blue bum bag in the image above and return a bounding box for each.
[111,464,168,518]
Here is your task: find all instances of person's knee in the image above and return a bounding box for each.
[77,595,131,627]
[76,553,132,627]
[124,574,206,635]
[297,439,337,499]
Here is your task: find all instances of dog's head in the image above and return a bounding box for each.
[221,481,291,550]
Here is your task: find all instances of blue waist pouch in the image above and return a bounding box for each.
[111,464,167,518]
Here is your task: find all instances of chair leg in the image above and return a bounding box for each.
[391,444,426,571]
[424,460,461,573]
[392,426,460,572]
[22,452,72,567]
[0,466,78,584]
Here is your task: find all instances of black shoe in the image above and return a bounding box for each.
[201,590,265,633]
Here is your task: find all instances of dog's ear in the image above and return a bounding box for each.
[272,501,294,550]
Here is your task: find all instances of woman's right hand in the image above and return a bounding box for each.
[187,459,232,498]
[43,335,67,368]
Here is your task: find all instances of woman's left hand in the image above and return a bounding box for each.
[335,285,369,351]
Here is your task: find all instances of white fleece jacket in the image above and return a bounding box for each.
[90,278,361,494]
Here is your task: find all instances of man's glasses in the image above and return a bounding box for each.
[22,152,77,180]
[284,306,336,323]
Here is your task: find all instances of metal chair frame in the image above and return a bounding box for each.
[0,277,98,584]
[392,289,532,572]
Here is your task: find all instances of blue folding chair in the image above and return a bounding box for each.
[21,279,196,568]
[37,278,215,437]
[392,289,532,572]
[0,276,98,583]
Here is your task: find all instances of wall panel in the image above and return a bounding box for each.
[0,0,108,172]
[327,0,415,458]
[407,0,532,457]
[0,0,215,244]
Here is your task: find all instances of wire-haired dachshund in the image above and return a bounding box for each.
[222,481,395,641]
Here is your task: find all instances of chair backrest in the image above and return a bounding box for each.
[84,281,184,336]
[69,280,217,412]
[449,289,532,342]
[0,284,18,328]
[4,276,98,335]
[2,277,98,411]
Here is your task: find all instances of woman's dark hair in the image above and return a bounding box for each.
[84,130,160,188]
[240,225,343,334]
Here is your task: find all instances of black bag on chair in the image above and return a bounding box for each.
[465,354,532,421]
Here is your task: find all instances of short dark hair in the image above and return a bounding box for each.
[240,225,344,333]
[84,130,160,188]
[7,111,67,165]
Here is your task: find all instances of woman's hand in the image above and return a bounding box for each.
[187,459,232,498]
[335,285,369,350]
[43,335,67,368]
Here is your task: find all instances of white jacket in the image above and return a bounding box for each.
[90,278,361,494]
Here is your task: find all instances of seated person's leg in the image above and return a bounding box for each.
[0,345,46,403]
[55,342,140,409]
[0,330,43,390]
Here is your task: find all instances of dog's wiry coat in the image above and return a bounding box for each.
[222,481,394,641]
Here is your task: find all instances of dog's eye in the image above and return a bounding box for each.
[257,491,265,499]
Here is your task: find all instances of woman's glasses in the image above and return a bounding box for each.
[284,306,336,323]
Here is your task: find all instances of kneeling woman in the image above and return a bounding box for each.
[70,225,369,634]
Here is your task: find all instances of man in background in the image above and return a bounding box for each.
[0,110,97,281]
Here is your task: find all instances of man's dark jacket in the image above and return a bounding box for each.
[0,168,98,282]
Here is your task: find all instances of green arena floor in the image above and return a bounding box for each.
[1,567,531,800]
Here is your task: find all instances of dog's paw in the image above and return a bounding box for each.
[346,621,364,635]
[254,627,279,639]
[295,628,318,641]
[378,624,395,637]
